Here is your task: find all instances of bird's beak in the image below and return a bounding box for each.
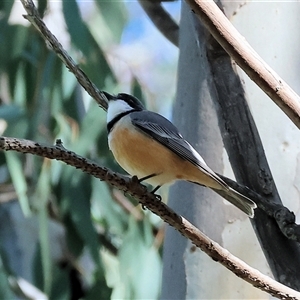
[102,91,116,101]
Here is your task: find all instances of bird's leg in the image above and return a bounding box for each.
[131,175,162,209]
[151,185,161,200]
[136,173,158,183]
[137,174,162,200]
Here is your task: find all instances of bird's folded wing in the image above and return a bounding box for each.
[130,111,225,187]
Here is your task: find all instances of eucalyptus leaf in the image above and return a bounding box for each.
[60,168,101,267]
[49,265,71,300]
[95,0,128,42]
[73,101,106,155]
[0,1,14,20]
[37,0,48,17]
[91,178,128,236]
[35,164,52,294]
[62,0,115,88]
[119,218,161,299]
[0,105,24,122]
[84,276,112,300]
[0,265,15,299]
[5,152,31,217]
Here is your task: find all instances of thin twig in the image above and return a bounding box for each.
[20,0,108,110]
[186,0,300,129]
[138,0,179,46]
[0,136,299,300]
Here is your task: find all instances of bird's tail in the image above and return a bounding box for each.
[211,187,257,218]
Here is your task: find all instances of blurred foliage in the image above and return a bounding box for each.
[0,1,162,299]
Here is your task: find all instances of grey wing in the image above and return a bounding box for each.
[130,111,226,186]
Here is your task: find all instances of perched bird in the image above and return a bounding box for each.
[104,91,256,217]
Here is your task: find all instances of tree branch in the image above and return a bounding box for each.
[17,0,300,296]
[20,0,108,110]
[216,174,300,243]
[0,136,299,299]
[185,0,300,130]
[190,7,300,287]
[138,0,179,47]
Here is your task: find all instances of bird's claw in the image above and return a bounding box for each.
[140,193,161,210]
[153,193,162,201]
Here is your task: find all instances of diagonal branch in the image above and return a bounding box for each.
[189,8,300,287]
[20,0,108,110]
[0,136,299,300]
[185,0,300,129]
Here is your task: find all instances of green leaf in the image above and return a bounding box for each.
[85,275,112,300]
[118,218,161,299]
[34,163,52,294]
[69,174,100,264]
[64,214,85,259]
[11,25,29,60]
[91,179,128,236]
[33,246,70,300]
[73,101,106,155]
[3,114,29,138]
[60,170,112,296]
[60,168,102,267]
[9,62,27,107]
[37,0,48,17]
[5,152,31,217]
[38,207,52,294]
[62,0,115,88]
[0,255,15,299]
[0,25,28,67]
[61,65,77,100]
[49,265,70,300]
[95,0,128,42]
[32,243,44,292]
[133,244,161,299]
[0,1,14,22]
[51,114,74,149]
[0,105,24,122]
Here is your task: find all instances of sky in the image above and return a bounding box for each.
[114,1,181,116]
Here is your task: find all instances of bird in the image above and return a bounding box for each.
[104,91,256,217]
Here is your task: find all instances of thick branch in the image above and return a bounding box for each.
[0,136,299,299]
[138,0,179,46]
[20,0,108,110]
[185,0,300,288]
[216,174,300,243]
[195,8,300,286]
[185,0,300,129]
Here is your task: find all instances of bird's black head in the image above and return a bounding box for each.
[103,91,145,111]
[117,93,145,111]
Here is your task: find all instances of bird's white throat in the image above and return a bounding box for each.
[107,100,133,123]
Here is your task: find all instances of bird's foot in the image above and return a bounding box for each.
[131,176,162,209]
[153,194,162,201]
[151,185,162,201]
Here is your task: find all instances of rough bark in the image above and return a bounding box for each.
[199,13,300,291]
